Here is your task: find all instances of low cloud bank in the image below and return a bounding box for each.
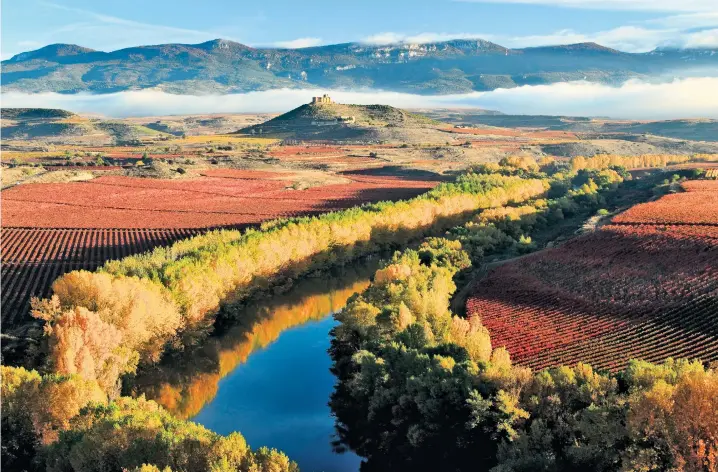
[3,77,718,120]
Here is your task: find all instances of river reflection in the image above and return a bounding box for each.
[129,260,380,471]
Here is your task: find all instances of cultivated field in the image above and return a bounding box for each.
[0,228,203,330]
[3,105,718,358]
[612,180,718,225]
[467,180,718,371]
[1,170,437,228]
[0,168,438,334]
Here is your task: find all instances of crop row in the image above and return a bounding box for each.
[0,228,203,328]
[0,172,438,329]
[467,221,718,371]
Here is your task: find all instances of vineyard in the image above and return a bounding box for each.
[0,169,438,331]
[467,180,718,371]
[0,227,204,329]
[1,172,436,228]
[612,185,718,225]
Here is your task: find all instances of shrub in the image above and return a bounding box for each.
[2,366,42,471]
[32,272,182,391]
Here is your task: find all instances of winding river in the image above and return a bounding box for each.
[130,260,381,472]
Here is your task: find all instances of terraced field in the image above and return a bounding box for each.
[467,180,718,371]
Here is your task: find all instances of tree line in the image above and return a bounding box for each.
[569,153,718,172]
[9,157,714,471]
[2,366,297,472]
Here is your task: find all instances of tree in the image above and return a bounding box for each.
[2,366,41,471]
[623,364,718,472]
[43,396,298,472]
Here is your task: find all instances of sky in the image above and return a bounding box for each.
[2,0,718,60]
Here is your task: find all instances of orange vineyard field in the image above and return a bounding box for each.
[467,180,718,371]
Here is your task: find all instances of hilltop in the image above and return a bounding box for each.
[239,97,441,142]
[1,107,170,145]
[2,38,716,95]
[1,108,77,120]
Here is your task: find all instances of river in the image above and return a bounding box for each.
[129,259,381,472]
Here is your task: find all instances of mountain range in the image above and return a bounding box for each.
[2,38,717,95]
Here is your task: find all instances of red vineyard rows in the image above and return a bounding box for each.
[467,220,718,371]
[612,179,718,226]
[0,227,204,329]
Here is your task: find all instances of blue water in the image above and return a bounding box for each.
[192,315,361,472]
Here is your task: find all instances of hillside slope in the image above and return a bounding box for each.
[239,100,441,141]
[1,107,170,144]
[3,39,716,95]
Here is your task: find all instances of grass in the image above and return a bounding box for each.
[1,166,45,187]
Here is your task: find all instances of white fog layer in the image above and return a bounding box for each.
[3,77,718,119]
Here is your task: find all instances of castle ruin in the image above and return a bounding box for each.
[311,94,332,105]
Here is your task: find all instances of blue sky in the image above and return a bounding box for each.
[2,0,718,59]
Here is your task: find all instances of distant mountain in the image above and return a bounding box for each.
[8,44,97,62]
[2,38,717,95]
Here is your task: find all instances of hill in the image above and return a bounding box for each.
[1,108,76,120]
[2,38,716,95]
[1,107,170,145]
[239,98,442,142]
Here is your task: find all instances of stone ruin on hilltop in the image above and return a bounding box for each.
[311,94,333,104]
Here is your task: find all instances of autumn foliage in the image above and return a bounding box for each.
[331,234,718,471]
[569,153,718,172]
[135,273,372,419]
[32,173,546,393]
[32,272,182,392]
[1,227,203,330]
[1,366,298,472]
